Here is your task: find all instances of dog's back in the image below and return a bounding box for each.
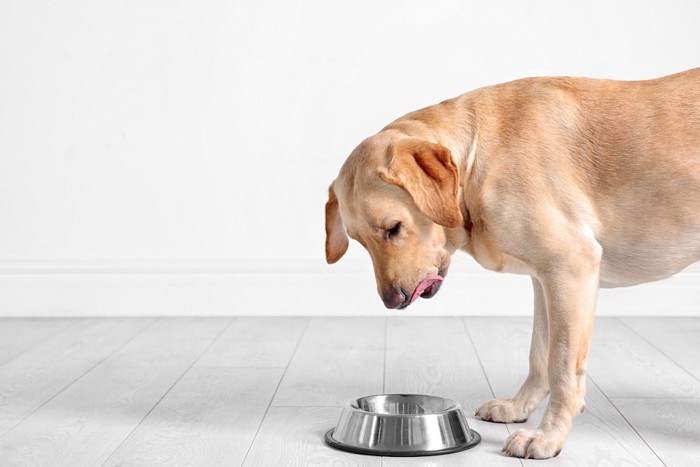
[442,70,700,285]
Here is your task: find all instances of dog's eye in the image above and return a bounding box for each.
[384,222,401,240]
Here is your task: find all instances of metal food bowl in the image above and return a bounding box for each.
[325,394,481,457]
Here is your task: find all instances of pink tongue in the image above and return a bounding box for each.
[409,274,443,304]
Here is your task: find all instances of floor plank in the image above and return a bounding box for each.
[463,317,532,397]
[0,318,152,419]
[196,317,307,368]
[612,397,700,467]
[465,317,664,466]
[384,317,493,401]
[103,318,230,368]
[0,319,76,367]
[103,367,282,467]
[272,318,384,407]
[0,318,227,467]
[620,317,700,380]
[242,406,380,467]
[0,419,20,437]
[589,318,700,398]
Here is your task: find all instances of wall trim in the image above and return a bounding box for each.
[0,260,697,317]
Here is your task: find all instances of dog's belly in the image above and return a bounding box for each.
[594,186,700,287]
[598,240,700,288]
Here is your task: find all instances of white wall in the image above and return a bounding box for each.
[0,0,698,316]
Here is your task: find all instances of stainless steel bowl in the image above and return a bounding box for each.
[325,394,480,457]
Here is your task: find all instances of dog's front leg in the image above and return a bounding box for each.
[475,277,550,423]
[503,253,600,459]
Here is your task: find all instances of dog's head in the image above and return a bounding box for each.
[325,132,465,309]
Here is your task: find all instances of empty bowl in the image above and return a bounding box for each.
[325,394,481,457]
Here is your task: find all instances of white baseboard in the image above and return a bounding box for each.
[0,260,697,317]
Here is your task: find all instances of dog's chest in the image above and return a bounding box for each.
[465,234,535,276]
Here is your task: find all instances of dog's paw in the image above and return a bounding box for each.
[475,399,529,423]
[502,428,564,459]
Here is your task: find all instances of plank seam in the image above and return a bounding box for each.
[461,319,497,400]
[588,376,668,467]
[462,318,525,466]
[618,318,700,383]
[382,316,387,394]
[0,319,80,371]
[240,317,311,467]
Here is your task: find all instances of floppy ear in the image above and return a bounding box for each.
[378,139,464,227]
[325,184,349,264]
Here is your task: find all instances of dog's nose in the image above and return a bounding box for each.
[382,288,407,309]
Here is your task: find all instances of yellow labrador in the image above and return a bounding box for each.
[324,68,700,458]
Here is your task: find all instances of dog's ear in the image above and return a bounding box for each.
[379,139,463,227]
[325,184,349,264]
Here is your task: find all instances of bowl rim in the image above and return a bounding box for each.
[346,393,461,417]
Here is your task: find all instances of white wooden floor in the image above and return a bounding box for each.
[0,317,698,467]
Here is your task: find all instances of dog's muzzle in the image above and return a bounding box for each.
[382,275,444,309]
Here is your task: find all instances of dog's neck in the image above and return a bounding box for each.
[444,128,477,251]
[445,121,479,252]
[453,130,478,236]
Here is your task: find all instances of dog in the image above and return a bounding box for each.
[324,68,700,458]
